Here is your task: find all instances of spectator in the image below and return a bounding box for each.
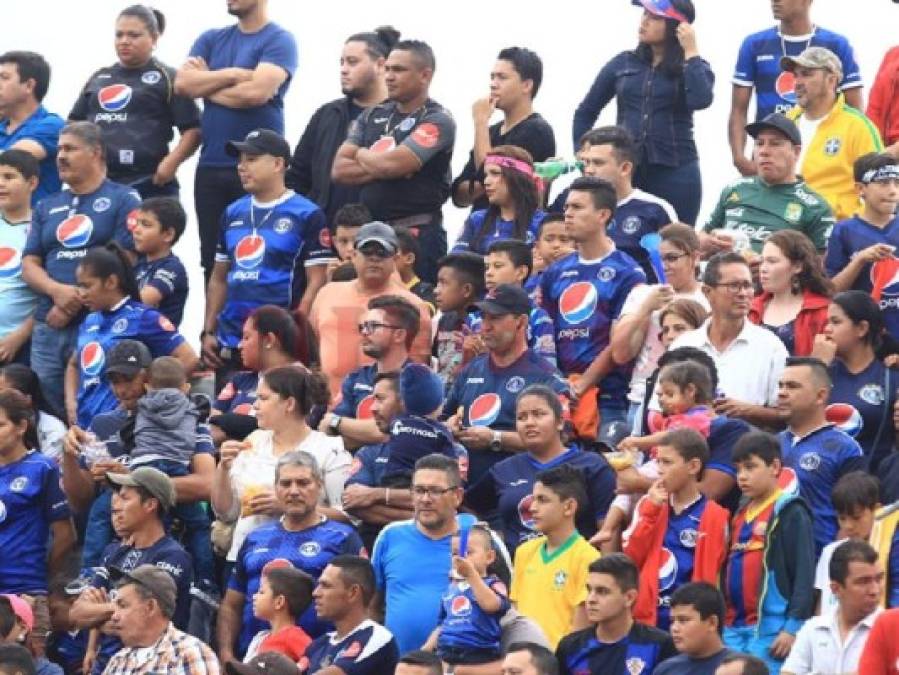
[309,221,432,399]
[654,583,735,675]
[395,650,442,675]
[671,252,788,427]
[826,153,899,339]
[452,47,555,211]
[226,653,297,675]
[394,226,435,312]
[501,642,557,675]
[812,292,899,471]
[217,451,364,661]
[68,6,200,199]
[22,121,141,418]
[452,147,544,256]
[103,565,219,675]
[286,28,393,224]
[243,566,313,662]
[332,39,455,284]
[783,47,884,220]
[203,129,333,388]
[304,556,398,675]
[782,540,882,675]
[750,231,832,355]
[329,203,371,265]
[776,357,864,555]
[572,0,712,225]
[64,243,197,429]
[715,654,771,675]
[0,365,64,464]
[0,51,63,204]
[0,150,38,366]
[211,367,350,563]
[433,253,485,390]
[525,214,573,297]
[465,384,615,553]
[729,0,862,175]
[703,114,834,257]
[857,607,899,675]
[0,644,35,675]
[556,553,676,674]
[175,0,298,279]
[867,46,899,159]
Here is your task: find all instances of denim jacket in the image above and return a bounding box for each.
[573,50,715,167]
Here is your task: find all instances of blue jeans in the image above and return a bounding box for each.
[634,159,702,226]
[30,321,79,419]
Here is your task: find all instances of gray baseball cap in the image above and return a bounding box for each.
[106,466,176,513]
[113,565,177,619]
[355,221,398,254]
[780,46,843,79]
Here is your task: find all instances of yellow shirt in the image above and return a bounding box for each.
[788,94,884,221]
[510,532,600,649]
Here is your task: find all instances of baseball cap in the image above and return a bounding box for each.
[633,0,694,23]
[746,113,802,146]
[226,652,300,675]
[1,595,34,632]
[597,420,632,452]
[106,466,176,512]
[111,564,177,619]
[106,340,152,377]
[780,46,843,79]
[355,221,398,254]
[225,128,291,161]
[474,284,531,316]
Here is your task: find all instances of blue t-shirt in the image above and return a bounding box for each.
[779,425,864,556]
[467,304,557,369]
[539,250,645,399]
[465,447,614,553]
[557,624,676,675]
[0,214,38,337]
[372,514,476,654]
[452,209,545,255]
[828,359,898,472]
[24,179,139,320]
[215,192,333,348]
[704,415,753,513]
[654,648,737,675]
[303,619,398,675]
[214,370,259,415]
[0,451,69,593]
[133,253,188,326]
[732,26,862,120]
[75,299,186,428]
[229,518,365,656]
[824,214,899,340]
[608,189,677,283]
[189,22,298,167]
[0,105,64,204]
[436,574,510,653]
[333,361,411,420]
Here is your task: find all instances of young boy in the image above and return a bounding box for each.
[328,203,370,280]
[246,565,314,661]
[622,428,729,631]
[395,226,435,314]
[433,252,485,390]
[0,150,39,364]
[525,213,573,297]
[510,464,599,649]
[723,431,815,674]
[131,197,189,327]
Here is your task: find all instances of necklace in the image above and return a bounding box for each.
[381,102,428,138]
[779,25,816,59]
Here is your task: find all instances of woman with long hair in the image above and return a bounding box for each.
[750,230,832,356]
[0,364,66,462]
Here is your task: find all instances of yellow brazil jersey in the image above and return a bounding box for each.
[788,93,883,221]
[510,532,600,649]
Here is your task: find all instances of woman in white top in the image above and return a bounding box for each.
[211,365,351,561]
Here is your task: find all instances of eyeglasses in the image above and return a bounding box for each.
[661,252,689,263]
[411,485,459,498]
[710,281,755,294]
[358,321,402,334]
[357,246,393,259]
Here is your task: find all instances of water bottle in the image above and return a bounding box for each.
[534,158,583,181]
[81,434,111,467]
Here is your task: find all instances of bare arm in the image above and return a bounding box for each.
[170,341,199,377]
[64,354,79,426]
[22,256,81,312]
[215,589,245,663]
[9,138,47,161]
[153,127,202,186]
[347,503,415,525]
[202,261,230,365]
[843,87,864,111]
[321,415,386,446]
[61,429,97,514]
[698,468,736,503]
[208,63,289,109]
[355,145,423,180]
[174,58,251,99]
[69,588,115,629]
[210,442,240,520]
[48,518,76,581]
[728,85,756,176]
[0,316,33,363]
[331,143,375,185]
[298,264,327,319]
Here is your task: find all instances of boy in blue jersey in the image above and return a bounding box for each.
[0,150,38,365]
[131,197,188,327]
[776,357,865,556]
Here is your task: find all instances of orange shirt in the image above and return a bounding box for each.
[310,279,432,401]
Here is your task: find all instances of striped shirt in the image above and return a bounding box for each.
[102,623,220,675]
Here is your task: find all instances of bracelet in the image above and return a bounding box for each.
[385,488,391,506]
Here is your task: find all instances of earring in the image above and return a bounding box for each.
[790,275,801,295]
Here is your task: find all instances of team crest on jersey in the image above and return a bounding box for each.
[626,657,647,675]
[799,452,821,472]
[784,202,802,223]
[824,138,842,156]
[93,197,111,213]
[141,70,162,85]
[505,376,525,394]
[274,218,293,234]
[112,318,129,334]
[0,500,6,523]
[398,117,416,132]
[9,477,28,492]
[620,216,641,235]
[679,528,698,548]
[727,191,740,203]
[553,570,568,589]
[597,267,616,282]
[858,383,884,406]
[299,541,321,557]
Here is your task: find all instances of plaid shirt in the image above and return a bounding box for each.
[102,623,219,675]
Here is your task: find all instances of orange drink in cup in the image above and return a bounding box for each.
[241,484,266,517]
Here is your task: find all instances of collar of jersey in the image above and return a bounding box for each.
[578,246,617,266]
[107,296,130,313]
[526,446,578,470]
[786,422,833,446]
[745,488,781,522]
[251,190,294,210]
[539,530,580,564]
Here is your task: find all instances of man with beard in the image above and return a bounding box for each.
[286,28,393,225]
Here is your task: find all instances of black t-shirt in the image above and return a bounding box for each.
[346,98,455,220]
[69,59,200,184]
[325,100,365,224]
[452,112,556,211]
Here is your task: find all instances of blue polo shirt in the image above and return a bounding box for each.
[0,105,63,204]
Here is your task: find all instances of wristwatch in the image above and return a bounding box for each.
[327,414,343,436]
[489,430,503,452]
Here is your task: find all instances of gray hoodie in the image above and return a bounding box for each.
[132,388,198,470]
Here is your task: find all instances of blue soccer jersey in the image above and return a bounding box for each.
[303,619,398,675]
[346,441,470,489]
[705,416,753,513]
[0,451,69,594]
[229,518,365,656]
[608,189,677,283]
[215,191,334,348]
[539,250,645,396]
[24,179,139,320]
[214,371,260,415]
[732,26,862,120]
[437,575,510,653]
[779,425,864,556]
[452,209,545,255]
[133,253,188,326]
[557,624,676,675]
[467,304,557,369]
[75,299,185,428]
[0,215,38,338]
[657,495,711,631]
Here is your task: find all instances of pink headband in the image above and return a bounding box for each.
[485,155,535,178]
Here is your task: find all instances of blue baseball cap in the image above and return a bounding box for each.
[633,0,694,23]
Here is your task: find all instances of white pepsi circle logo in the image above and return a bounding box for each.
[97,84,132,112]
[80,341,106,377]
[775,71,797,104]
[234,234,266,269]
[56,214,94,248]
[0,247,23,280]
[825,403,864,437]
[0,500,6,523]
[518,494,536,530]
[468,393,501,427]
[778,466,800,496]
[450,595,472,616]
[559,281,598,325]
[658,548,678,591]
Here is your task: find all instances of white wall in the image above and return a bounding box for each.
[7,0,898,345]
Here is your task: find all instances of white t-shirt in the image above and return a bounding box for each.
[796,114,824,169]
[38,412,67,465]
[814,537,845,614]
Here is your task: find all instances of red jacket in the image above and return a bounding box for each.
[748,290,829,356]
[868,46,899,146]
[623,495,729,626]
